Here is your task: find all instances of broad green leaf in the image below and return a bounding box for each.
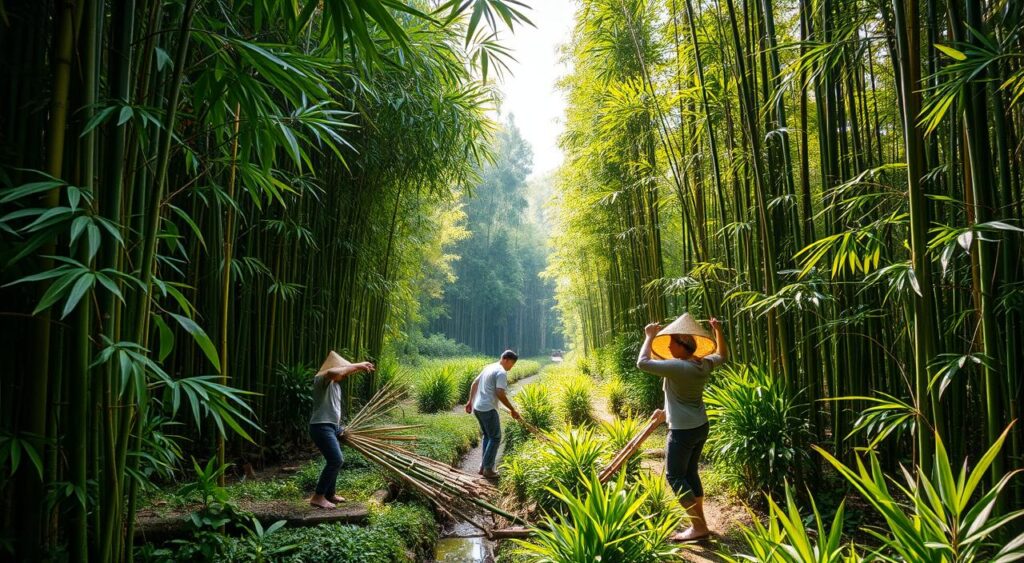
[934,44,967,61]
[170,313,221,372]
[154,315,175,362]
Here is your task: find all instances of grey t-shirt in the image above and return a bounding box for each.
[636,350,724,429]
[309,374,345,425]
[472,362,508,412]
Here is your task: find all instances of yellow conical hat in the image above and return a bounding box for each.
[651,313,716,359]
[315,350,352,377]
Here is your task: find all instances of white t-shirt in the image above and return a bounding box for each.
[472,362,508,412]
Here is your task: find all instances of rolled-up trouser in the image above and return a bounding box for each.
[473,409,502,472]
[666,423,709,502]
[310,423,344,496]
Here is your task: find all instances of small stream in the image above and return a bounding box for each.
[431,370,545,562]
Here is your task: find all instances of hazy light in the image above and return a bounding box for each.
[496,1,576,180]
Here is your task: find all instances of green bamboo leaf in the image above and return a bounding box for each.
[934,44,967,60]
[169,313,221,372]
[0,180,64,203]
[117,106,133,126]
[61,272,95,318]
[153,315,174,362]
[32,271,81,315]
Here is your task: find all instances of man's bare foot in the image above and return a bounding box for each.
[669,527,710,542]
[326,495,346,504]
[309,495,336,509]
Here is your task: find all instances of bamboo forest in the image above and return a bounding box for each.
[1,0,1023,561]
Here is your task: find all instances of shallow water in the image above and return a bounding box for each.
[433,536,493,562]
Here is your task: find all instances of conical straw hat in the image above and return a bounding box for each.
[315,350,352,377]
[651,313,716,359]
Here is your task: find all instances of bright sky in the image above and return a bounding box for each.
[495,1,577,179]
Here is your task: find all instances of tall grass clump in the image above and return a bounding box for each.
[514,471,682,562]
[505,384,557,452]
[270,363,315,447]
[452,359,488,403]
[605,334,662,415]
[559,376,595,426]
[508,359,543,384]
[599,416,645,478]
[704,365,811,499]
[416,365,457,413]
[501,425,609,512]
[604,377,629,419]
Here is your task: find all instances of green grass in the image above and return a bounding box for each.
[214,502,437,563]
[382,409,479,465]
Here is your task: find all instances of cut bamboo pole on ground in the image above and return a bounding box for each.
[598,409,666,482]
[336,382,530,537]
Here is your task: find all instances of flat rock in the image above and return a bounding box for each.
[134,500,369,544]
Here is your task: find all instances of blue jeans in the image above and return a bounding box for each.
[666,423,709,502]
[473,409,501,472]
[310,423,344,496]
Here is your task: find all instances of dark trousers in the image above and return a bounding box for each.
[309,423,344,496]
[666,423,709,502]
[473,409,501,471]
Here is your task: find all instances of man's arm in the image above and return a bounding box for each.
[709,317,727,363]
[495,388,521,420]
[325,361,374,383]
[464,377,480,413]
[636,323,672,377]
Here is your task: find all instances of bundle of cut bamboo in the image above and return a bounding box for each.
[340,382,529,536]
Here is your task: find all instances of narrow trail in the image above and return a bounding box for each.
[433,369,548,562]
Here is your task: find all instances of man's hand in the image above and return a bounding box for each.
[644,323,661,337]
[509,409,522,421]
[356,361,376,372]
[709,317,721,331]
[464,403,473,414]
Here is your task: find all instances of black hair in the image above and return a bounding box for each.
[673,335,696,354]
[501,350,518,361]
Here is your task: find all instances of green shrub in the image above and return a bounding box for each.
[214,502,437,563]
[501,425,610,511]
[606,334,662,415]
[414,332,472,357]
[635,470,687,524]
[704,364,811,498]
[722,484,854,563]
[271,363,315,445]
[505,384,556,452]
[453,359,488,403]
[514,471,682,563]
[367,503,438,560]
[559,376,594,426]
[416,365,457,413]
[599,416,644,478]
[225,522,408,562]
[604,377,629,419]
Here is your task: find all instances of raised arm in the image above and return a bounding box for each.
[325,361,374,383]
[709,318,727,363]
[636,323,674,377]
